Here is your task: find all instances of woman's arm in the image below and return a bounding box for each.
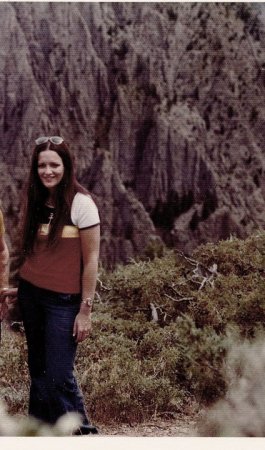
[73,225,100,342]
[0,235,10,320]
[0,235,9,289]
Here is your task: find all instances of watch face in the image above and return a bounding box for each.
[83,298,93,307]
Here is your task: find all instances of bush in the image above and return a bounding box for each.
[192,233,265,276]
[0,326,28,415]
[2,232,265,426]
[77,317,185,423]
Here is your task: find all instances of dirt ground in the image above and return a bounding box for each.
[97,415,199,437]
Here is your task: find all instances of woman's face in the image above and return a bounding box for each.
[37,150,64,192]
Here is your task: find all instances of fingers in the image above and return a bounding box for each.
[73,324,91,343]
[73,312,92,342]
[0,288,18,298]
[73,319,77,339]
[7,288,18,297]
[76,329,91,343]
[0,288,18,313]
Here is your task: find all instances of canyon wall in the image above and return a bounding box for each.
[0,3,265,265]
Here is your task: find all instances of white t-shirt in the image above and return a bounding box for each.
[71,193,100,229]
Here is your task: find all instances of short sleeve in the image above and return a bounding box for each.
[0,209,5,236]
[71,193,100,229]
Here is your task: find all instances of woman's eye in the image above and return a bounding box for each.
[38,163,61,168]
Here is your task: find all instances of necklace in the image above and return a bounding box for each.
[48,212,54,226]
[45,202,55,208]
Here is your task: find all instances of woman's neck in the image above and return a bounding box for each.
[46,193,56,208]
[46,189,56,207]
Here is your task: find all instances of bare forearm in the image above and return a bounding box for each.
[79,253,99,314]
[0,244,9,288]
[73,225,100,341]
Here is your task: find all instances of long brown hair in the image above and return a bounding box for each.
[21,139,88,257]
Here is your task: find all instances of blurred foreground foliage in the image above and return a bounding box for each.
[1,231,265,428]
[198,339,265,436]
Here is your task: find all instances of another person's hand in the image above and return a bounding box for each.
[1,287,18,300]
[0,299,8,320]
[1,287,18,306]
[73,311,92,343]
[0,287,18,320]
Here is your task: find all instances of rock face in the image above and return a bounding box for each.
[1,3,265,266]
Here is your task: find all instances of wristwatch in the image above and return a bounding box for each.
[82,296,93,307]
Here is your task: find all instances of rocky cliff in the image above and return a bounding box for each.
[1,2,265,266]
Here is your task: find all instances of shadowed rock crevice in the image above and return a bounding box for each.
[151,190,194,230]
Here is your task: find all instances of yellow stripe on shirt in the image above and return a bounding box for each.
[39,224,80,238]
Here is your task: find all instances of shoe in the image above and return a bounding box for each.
[74,425,99,435]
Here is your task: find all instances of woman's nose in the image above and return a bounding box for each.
[44,166,52,174]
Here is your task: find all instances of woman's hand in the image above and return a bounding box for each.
[73,311,92,343]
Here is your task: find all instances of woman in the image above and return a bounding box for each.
[17,136,100,434]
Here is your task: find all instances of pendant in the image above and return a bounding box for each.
[48,212,54,226]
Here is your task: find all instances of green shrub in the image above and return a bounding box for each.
[0,327,28,415]
[2,232,265,425]
[80,352,183,423]
[192,233,265,276]
[77,318,185,423]
[188,272,263,334]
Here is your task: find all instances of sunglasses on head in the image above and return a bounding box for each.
[35,136,64,145]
